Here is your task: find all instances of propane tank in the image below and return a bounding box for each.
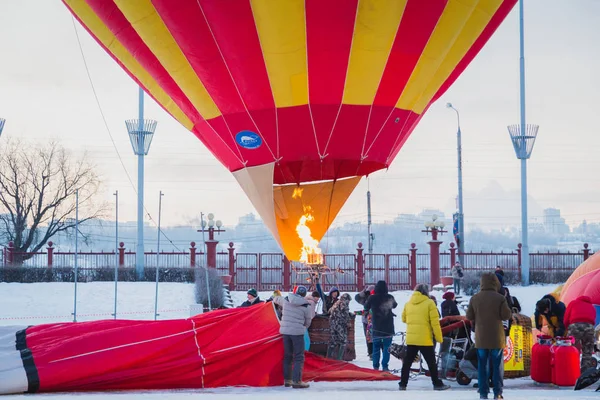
[552,336,580,387]
[531,335,553,384]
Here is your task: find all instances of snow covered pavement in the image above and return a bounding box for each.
[1,282,597,398]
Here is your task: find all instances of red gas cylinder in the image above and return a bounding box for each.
[552,337,581,387]
[531,335,553,383]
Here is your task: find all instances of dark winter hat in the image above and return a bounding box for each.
[247,288,258,298]
[296,286,307,297]
[341,293,351,303]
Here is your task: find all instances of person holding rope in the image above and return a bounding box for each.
[399,283,450,391]
[364,280,397,371]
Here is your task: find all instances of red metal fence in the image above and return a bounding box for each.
[1,241,593,290]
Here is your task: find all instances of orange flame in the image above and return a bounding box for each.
[293,188,323,264]
[292,187,304,199]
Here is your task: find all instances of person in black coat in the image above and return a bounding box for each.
[535,294,566,337]
[441,291,461,317]
[364,280,397,371]
[503,287,521,313]
[239,288,264,307]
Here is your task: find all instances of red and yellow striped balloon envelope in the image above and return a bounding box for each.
[64,0,516,262]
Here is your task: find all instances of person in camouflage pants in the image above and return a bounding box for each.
[569,323,596,371]
[328,293,352,360]
[565,295,598,372]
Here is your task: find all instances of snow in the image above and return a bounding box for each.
[1,281,596,399]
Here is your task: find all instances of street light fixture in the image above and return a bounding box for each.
[446,103,465,265]
[125,88,157,279]
[508,123,539,286]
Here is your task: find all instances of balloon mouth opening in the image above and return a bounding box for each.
[293,186,323,265]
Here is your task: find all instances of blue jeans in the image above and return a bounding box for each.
[453,278,461,295]
[372,337,392,369]
[477,349,503,398]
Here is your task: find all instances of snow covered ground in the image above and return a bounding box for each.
[1,281,597,399]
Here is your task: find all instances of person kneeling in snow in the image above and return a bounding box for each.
[328,293,352,360]
[535,293,566,338]
[273,285,314,389]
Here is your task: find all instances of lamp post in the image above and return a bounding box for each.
[197,213,225,270]
[422,215,447,287]
[125,88,157,279]
[197,213,225,311]
[446,103,465,265]
[508,0,538,286]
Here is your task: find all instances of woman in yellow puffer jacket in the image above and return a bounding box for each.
[399,284,448,391]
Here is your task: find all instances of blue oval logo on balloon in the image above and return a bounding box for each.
[235,131,262,150]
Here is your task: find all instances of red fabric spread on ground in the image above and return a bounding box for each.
[23,303,395,392]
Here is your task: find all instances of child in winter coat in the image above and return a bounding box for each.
[328,293,352,360]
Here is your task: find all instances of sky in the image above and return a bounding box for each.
[0,0,599,232]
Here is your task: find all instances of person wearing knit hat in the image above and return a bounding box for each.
[239,288,264,308]
[272,284,314,389]
[441,291,460,318]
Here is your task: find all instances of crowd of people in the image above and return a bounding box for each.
[235,265,598,396]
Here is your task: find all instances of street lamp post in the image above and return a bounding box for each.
[126,88,157,280]
[508,0,538,286]
[446,103,465,265]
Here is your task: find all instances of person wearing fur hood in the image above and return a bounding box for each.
[327,293,353,360]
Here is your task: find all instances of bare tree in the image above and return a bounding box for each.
[0,140,104,263]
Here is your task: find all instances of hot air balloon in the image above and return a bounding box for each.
[0,304,396,394]
[63,0,517,262]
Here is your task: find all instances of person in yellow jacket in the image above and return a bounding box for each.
[399,283,449,391]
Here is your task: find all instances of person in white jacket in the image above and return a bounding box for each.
[273,286,314,389]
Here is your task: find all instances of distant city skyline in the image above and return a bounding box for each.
[0,1,599,234]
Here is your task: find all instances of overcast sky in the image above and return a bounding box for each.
[0,1,598,231]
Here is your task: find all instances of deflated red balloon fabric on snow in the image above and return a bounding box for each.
[0,303,396,394]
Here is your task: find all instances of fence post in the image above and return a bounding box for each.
[356,243,364,291]
[47,241,54,268]
[384,254,390,285]
[449,242,456,267]
[228,242,235,291]
[283,256,291,292]
[6,241,14,265]
[190,242,197,267]
[516,243,522,283]
[583,243,590,261]
[118,242,125,267]
[409,243,417,290]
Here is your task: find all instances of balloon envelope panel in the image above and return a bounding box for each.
[63,0,517,260]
